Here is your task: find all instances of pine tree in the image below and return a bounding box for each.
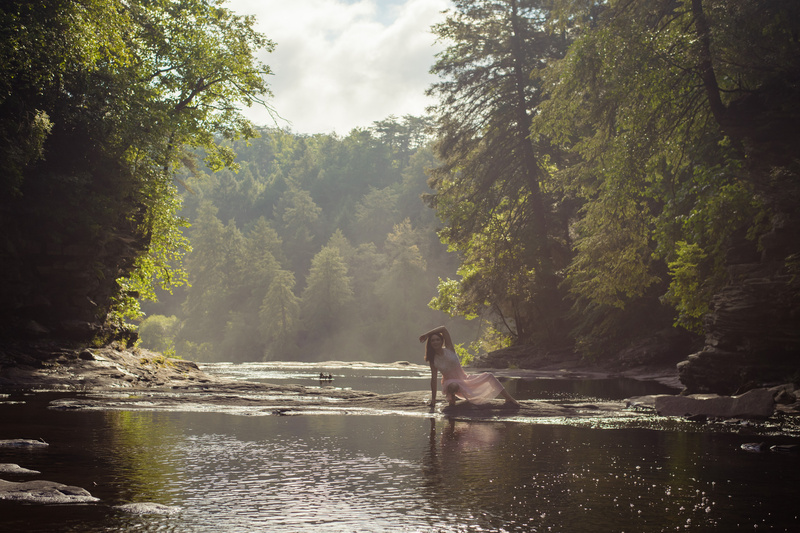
[426,0,570,344]
[260,270,301,360]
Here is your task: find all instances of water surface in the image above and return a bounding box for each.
[1,363,798,532]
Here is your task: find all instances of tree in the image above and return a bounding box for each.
[155,116,466,362]
[0,0,274,339]
[301,246,354,340]
[354,186,400,246]
[376,220,430,351]
[179,202,247,348]
[138,314,180,355]
[259,270,301,360]
[426,0,570,344]
[536,0,800,340]
[279,187,322,273]
[372,114,433,168]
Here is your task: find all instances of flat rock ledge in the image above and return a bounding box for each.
[0,479,99,504]
[655,388,775,418]
[0,344,211,390]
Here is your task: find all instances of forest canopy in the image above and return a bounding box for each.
[425,0,800,358]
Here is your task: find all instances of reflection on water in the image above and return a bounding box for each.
[1,365,799,532]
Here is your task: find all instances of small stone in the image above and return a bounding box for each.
[770,444,799,454]
[115,502,181,515]
[740,442,768,453]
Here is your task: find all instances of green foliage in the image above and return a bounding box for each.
[259,270,301,360]
[663,242,709,333]
[419,0,800,359]
[112,186,192,322]
[155,120,466,362]
[0,0,275,336]
[429,277,478,320]
[138,314,181,354]
[520,0,800,353]
[301,246,354,334]
[426,0,571,344]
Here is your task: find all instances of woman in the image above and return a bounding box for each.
[420,326,520,408]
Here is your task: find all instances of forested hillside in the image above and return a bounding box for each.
[3,0,798,392]
[137,118,479,363]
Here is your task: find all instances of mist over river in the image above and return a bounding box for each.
[1,362,798,532]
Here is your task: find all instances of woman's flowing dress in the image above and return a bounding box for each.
[433,348,504,404]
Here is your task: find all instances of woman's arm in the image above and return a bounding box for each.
[419,325,455,351]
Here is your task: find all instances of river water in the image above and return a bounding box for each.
[1,362,798,532]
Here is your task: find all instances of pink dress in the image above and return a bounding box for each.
[433,348,504,404]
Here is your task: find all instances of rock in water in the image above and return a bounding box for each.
[115,502,181,515]
[770,444,799,454]
[0,463,40,475]
[654,388,775,418]
[0,438,48,448]
[0,479,99,503]
[741,442,768,453]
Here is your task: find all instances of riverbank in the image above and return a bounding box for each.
[0,338,683,391]
[0,341,657,421]
[1,340,798,423]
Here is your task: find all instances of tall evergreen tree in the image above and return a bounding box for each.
[260,270,301,360]
[279,187,322,274]
[426,0,570,344]
[376,220,429,350]
[179,202,248,353]
[301,246,354,339]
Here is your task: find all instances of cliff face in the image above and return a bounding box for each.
[0,219,144,343]
[0,145,146,344]
[678,212,800,394]
[0,112,148,345]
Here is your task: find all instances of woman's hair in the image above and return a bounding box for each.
[424,332,443,362]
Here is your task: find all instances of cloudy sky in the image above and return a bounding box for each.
[226,0,450,135]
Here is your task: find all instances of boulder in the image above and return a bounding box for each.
[654,388,775,418]
[0,479,99,503]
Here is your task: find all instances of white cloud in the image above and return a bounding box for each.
[226,0,449,134]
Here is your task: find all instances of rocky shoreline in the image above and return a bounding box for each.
[1,340,797,422]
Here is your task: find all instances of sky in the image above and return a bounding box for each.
[226,0,451,135]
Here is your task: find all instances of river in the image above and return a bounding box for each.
[1,362,798,532]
